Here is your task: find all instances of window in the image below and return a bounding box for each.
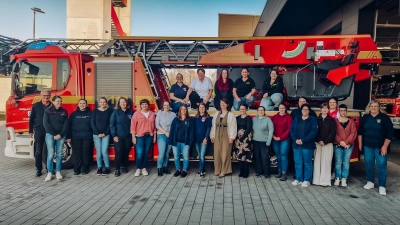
[19,62,52,95]
[57,58,71,90]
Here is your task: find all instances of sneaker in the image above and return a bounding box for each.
[142,168,149,176]
[292,180,302,186]
[334,178,340,186]
[174,170,181,177]
[301,181,310,187]
[121,167,128,173]
[379,187,386,196]
[103,168,111,175]
[219,174,225,178]
[181,171,187,177]
[114,170,120,177]
[36,170,42,177]
[97,168,103,176]
[341,178,347,187]
[264,175,269,179]
[331,172,335,180]
[200,172,205,178]
[364,181,374,190]
[134,169,141,177]
[56,172,62,180]
[45,173,52,182]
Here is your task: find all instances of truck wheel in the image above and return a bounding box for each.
[52,142,74,169]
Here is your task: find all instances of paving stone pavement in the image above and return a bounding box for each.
[1,120,400,225]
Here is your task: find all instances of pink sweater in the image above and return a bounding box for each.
[130,111,156,137]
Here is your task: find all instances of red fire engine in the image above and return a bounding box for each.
[5,35,381,168]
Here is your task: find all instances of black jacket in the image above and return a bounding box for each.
[316,115,336,144]
[43,106,68,137]
[29,101,52,133]
[214,78,233,100]
[110,108,134,138]
[262,76,284,96]
[169,117,195,146]
[358,112,393,149]
[91,108,113,135]
[68,107,93,139]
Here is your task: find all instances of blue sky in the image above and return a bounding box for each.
[0,0,266,40]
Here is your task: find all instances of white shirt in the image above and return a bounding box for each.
[190,77,213,99]
[143,111,149,118]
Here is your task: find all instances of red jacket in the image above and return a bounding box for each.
[130,111,156,137]
[271,113,293,141]
[334,118,357,145]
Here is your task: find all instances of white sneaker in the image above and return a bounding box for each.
[379,187,386,196]
[364,181,374,189]
[301,181,310,187]
[56,172,62,180]
[142,168,148,176]
[292,180,302,185]
[341,178,347,187]
[334,178,340,186]
[135,169,141,177]
[45,173,52,182]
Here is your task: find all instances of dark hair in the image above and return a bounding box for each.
[219,98,232,111]
[52,95,62,102]
[329,97,338,104]
[239,103,248,110]
[257,106,266,111]
[99,97,108,102]
[195,102,209,118]
[78,98,87,104]
[299,96,308,102]
[178,105,190,121]
[241,68,249,73]
[140,99,150,105]
[270,69,278,75]
[117,97,130,110]
[338,104,348,110]
[197,68,205,74]
[278,103,287,113]
[300,103,311,111]
[320,103,329,109]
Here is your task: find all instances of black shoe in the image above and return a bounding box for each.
[103,168,111,175]
[158,168,163,177]
[36,170,42,177]
[97,168,103,176]
[121,167,128,173]
[163,167,171,174]
[280,172,287,181]
[264,175,270,179]
[74,172,80,175]
[174,170,181,177]
[275,170,282,178]
[114,170,120,177]
[200,172,205,178]
[181,171,187,177]
[255,173,261,177]
[82,170,89,175]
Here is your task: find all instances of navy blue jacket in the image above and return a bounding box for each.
[43,107,68,137]
[110,108,134,138]
[358,112,393,149]
[290,116,318,149]
[68,107,93,139]
[169,117,195,146]
[194,116,212,144]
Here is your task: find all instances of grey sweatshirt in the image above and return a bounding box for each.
[155,110,176,134]
[252,116,274,145]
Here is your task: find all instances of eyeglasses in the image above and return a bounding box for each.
[302,109,309,111]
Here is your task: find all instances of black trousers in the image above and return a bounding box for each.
[34,130,47,171]
[114,135,132,170]
[72,138,93,173]
[253,141,270,176]
[189,91,210,109]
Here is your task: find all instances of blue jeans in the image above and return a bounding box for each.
[233,96,255,111]
[171,101,182,113]
[334,146,353,179]
[272,139,290,172]
[93,134,110,168]
[364,146,388,187]
[45,133,66,172]
[172,142,190,171]
[157,134,171,168]
[260,93,283,111]
[195,143,208,172]
[293,147,314,182]
[135,134,153,169]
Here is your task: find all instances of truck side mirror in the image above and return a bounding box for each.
[28,64,39,75]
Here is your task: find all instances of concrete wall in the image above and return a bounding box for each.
[0,77,11,113]
[66,0,112,39]
[219,14,260,37]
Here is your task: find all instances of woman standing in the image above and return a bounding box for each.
[271,103,293,181]
[67,99,93,175]
[313,103,336,187]
[169,105,195,177]
[211,98,237,178]
[43,96,68,181]
[110,97,134,177]
[333,104,357,187]
[214,69,234,110]
[252,106,274,179]
[290,104,318,187]
[91,97,113,175]
[358,100,393,195]
[232,103,253,178]
[169,73,189,113]
[155,101,176,176]
[131,99,157,177]
[328,97,340,118]
[194,103,212,177]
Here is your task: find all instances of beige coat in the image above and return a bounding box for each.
[210,111,237,140]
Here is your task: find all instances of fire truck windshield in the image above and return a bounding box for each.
[12,61,52,96]
[375,81,397,98]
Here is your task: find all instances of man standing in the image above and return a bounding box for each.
[29,90,52,177]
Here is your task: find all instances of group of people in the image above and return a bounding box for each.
[28,68,393,196]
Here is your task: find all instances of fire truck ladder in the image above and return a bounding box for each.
[136,52,159,100]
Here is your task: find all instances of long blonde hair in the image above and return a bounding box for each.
[364,100,385,114]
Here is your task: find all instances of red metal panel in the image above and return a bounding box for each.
[111,4,127,36]
[325,63,359,85]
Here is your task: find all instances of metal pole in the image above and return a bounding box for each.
[33,11,36,39]
[373,10,379,41]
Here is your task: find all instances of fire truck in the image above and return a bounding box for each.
[4,35,381,168]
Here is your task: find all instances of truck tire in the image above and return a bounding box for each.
[51,142,74,169]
